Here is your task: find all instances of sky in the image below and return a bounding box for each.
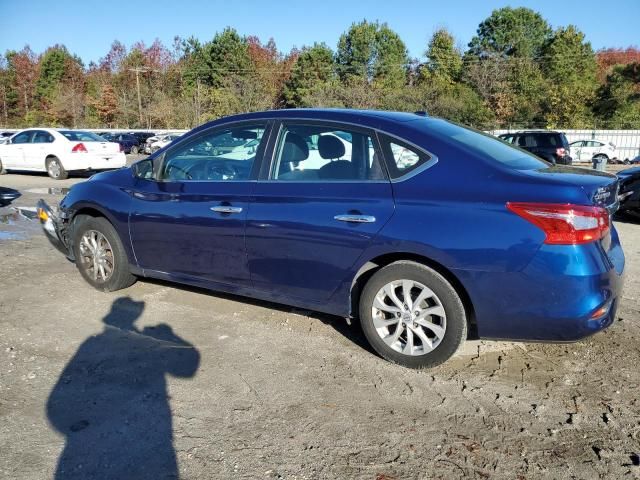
[0,0,638,63]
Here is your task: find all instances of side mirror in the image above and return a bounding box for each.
[132,158,154,179]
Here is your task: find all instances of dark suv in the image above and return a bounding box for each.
[498,131,572,165]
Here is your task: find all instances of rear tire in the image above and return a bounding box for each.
[0,158,5,174]
[359,261,467,369]
[71,215,136,292]
[46,156,68,180]
[131,145,139,154]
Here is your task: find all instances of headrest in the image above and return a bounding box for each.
[318,135,345,159]
[281,132,309,162]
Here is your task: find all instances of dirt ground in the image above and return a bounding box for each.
[1,162,639,479]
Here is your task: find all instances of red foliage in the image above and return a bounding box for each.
[596,47,640,81]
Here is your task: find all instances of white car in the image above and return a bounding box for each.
[569,139,618,162]
[145,134,182,154]
[0,128,125,180]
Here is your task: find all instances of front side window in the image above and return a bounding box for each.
[271,124,384,181]
[12,131,32,144]
[160,124,266,182]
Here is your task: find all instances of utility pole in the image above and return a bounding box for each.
[129,67,146,126]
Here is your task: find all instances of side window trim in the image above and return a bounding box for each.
[262,119,388,183]
[156,120,273,183]
[377,132,438,182]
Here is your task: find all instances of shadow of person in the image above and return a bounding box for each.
[46,297,200,479]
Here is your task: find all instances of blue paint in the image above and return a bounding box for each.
[52,109,625,342]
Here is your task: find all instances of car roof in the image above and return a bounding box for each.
[193,109,433,134]
[508,130,563,135]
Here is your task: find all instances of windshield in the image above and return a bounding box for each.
[426,120,548,170]
[60,130,105,142]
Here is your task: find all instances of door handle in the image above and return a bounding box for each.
[334,214,376,223]
[211,206,243,214]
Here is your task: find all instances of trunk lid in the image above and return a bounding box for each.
[516,165,619,215]
[74,141,121,155]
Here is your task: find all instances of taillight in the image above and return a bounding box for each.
[506,202,610,245]
[555,147,566,157]
[72,143,87,153]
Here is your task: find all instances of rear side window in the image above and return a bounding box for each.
[32,131,54,143]
[271,123,385,181]
[424,120,547,170]
[379,136,431,179]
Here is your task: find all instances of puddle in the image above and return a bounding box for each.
[0,207,40,241]
[0,207,37,224]
[0,231,26,240]
[24,187,70,195]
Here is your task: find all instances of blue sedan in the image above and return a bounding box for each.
[37,109,624,368]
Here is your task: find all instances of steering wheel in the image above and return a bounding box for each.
[206,162,238,180]
[166,164,193,180]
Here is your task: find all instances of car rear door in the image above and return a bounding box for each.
[245,120,394,305]
[128,121,271,287]
[27,130,54,169]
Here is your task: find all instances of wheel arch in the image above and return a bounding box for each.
[349,252,477,336]
[65,202,132,260]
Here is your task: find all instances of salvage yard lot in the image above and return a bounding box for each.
[1,165,640,479]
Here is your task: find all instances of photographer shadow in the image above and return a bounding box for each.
[47,297,200,479]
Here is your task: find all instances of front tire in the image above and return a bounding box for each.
[131,145,139,154]
[359,261,467,369]
[46,156,68,180]
[71,216,136,292]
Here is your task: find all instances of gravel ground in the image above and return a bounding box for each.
[1,161,639,479]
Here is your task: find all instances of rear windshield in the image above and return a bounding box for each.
[60,131,105,142]
[427,121,548,170]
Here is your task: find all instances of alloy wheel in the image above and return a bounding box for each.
[371,279,447,356]
[78,230,115,282]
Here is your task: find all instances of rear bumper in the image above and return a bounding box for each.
[36,199,72,258]
[62,152,127,171]
[455,228,625,342]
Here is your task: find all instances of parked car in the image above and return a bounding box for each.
[498,130,572,165]
[0,128,125,180]
[0,131,14,145]
[146,133,181,154]
[128,131,156,149]
[0,186,20,206]
[616,166,640,213]
[36,109,624,368]
[629,154,640,165]
[100,132,141,154]
[570,139,619,163]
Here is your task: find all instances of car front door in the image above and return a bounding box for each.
[2,131,32,169]
[128,121,271,287]
[245,121,394,306]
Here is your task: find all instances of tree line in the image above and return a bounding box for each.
[1,6,639,130]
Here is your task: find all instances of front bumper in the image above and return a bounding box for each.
[36,199,72,258]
